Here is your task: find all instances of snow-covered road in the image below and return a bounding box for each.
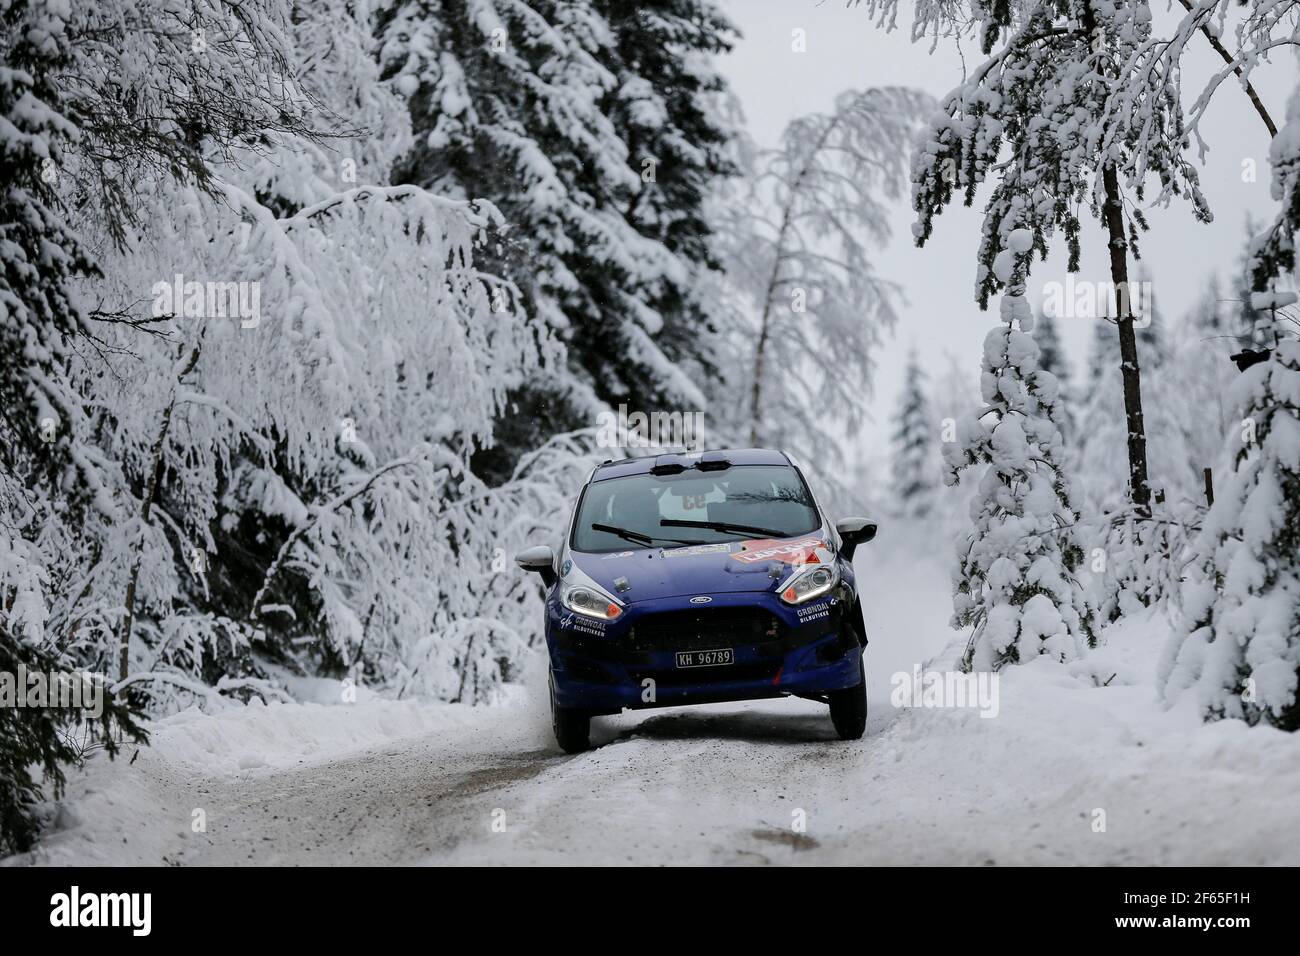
[12,539,1300,866]
[22,680,1300,866]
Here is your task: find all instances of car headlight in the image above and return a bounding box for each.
[561,585,624,620]
[779,564,838,605]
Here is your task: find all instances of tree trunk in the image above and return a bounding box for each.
[747,257,784,446]
[1101,163,1152,513]
[747,115,842,445]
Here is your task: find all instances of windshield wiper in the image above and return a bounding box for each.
[660,518,794,539]
[590,523,702,546]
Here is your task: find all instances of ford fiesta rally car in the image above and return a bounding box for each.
[516,448,877,753]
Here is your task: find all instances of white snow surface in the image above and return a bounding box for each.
[8,531,1299,867]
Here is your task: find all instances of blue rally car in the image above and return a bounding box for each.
[516,448,877,753]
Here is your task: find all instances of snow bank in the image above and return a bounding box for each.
[145,697,492,774]
[129,657,560,776]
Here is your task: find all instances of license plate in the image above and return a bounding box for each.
[675,648,734,668]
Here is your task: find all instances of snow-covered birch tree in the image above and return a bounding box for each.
[712,87,929,476]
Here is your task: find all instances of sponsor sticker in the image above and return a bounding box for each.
[560,612,606,637]
[796,600,832,624]
[730,536,827,566]
[661,542,733,558]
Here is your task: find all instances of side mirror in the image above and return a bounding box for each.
[516,545,557,587]
[835,517,878,561]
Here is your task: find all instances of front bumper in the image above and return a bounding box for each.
[546,588,862,713]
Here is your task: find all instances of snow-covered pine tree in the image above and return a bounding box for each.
[1033,307,1067,384]
[378,0,737,474]
[926,351,983,543]
[1236,217,1267,346]
[1081,303,1164,385]
[0,0,97,490]
[1171,286,1238,494]
[1160,296,1300,727]
[599,0,736,324]
[890,351,935,518]
[57,0,324,243]
[1132,264,1165,369]
[1032,306,1074,438]
[1083,307,1163,388]
[1161,65,1300,730]
[946,245,1095,671]
[0,0,146,854]
[1187,275,1228,339]
[1085,318,1117,389]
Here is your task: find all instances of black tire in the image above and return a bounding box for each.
[829,656,868,740]
[550,678,591,754]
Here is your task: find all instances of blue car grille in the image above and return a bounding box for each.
[626,607,783,653]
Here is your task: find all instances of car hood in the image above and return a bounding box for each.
[565,533,835,602]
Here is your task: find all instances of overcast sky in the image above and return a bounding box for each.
[716,0,1294,468]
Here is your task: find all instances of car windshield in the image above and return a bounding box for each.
[571,464,822,553]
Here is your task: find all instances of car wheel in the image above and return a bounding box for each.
[828,655,867,740]
[550,677,591,754]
